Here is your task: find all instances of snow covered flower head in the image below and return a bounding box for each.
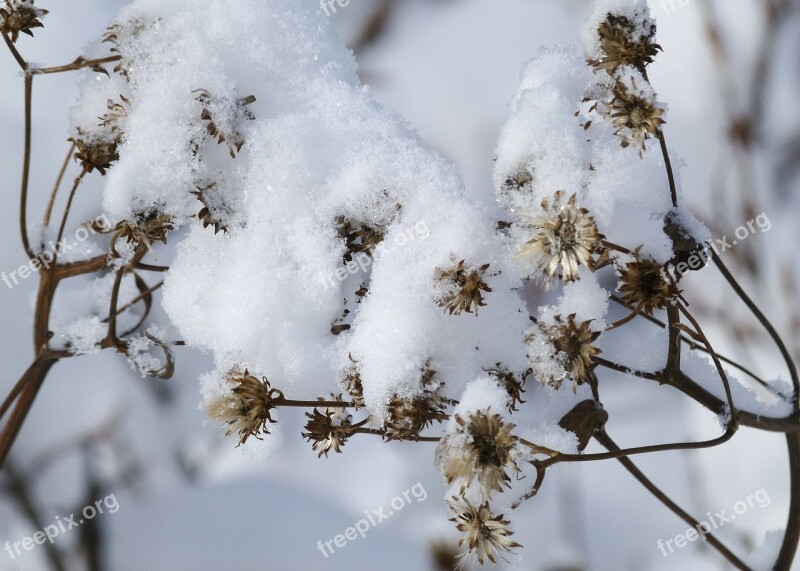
[0,0,47,43]
[587,5,660,75]
[438,409,521,498]
[609,72,666,154]
[448,496,521,568]
[113,212,174,255]
[436,260,493,316]
[384,367,453,441]
[516,191,601,286]
[206,370,282,446]
[527,314,601,391]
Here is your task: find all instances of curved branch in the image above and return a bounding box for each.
[594,429,749,570]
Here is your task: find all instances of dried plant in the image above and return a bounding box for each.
[1,2,798,570]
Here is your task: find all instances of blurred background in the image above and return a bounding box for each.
[0,0,799,569]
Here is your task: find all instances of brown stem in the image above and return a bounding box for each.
[0,359,56,470]
[1,30,28,71]
[775,432,800,570]
[595,357,659,381]
[19,74,35,260]
[55,168,88,247]
[43,142,76,227]
[4,462,68,571]
[713,254,800,408]
[31,55,122,76]
[657,132,678,207]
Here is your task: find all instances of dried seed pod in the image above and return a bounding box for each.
[302,394,353,458]
[0,0,47,43]
[437,408,521,498]
[516,191,602,286]
[527,314,601,392]
[588,12,660,75]
[609,75,665,155]
[436,260,492,316]
[618,252,679,315]
[206,369,283,446]
[448,496,521,566]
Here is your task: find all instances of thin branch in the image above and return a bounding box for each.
[4,462,68,571]
[594,429,749,570]
[43,142,76,226]
[55,168,88,247]
[30,55,121,76]
[595,357,659,381]
[19,74,35,260]
[713,254,800,408]
[657,132,678,207]
[1,30,28,71]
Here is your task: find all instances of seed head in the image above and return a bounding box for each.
[436,260,492,316]
[206,370,283,446]
[516,191,601,286]
[448,496,521,568]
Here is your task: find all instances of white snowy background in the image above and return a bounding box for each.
[0,0,798,569]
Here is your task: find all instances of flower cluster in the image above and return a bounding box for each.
[438,406,522,565]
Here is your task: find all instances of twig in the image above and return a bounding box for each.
[31,55,122,76]
[43,142,76,226]
[594,429,749,570]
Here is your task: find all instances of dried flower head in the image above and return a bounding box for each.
[516,191,601,286]
[68,129,120,175]
[0,0,47,43]
[337,216,386,260]
[588,13,660,75]
[113,211,174,254]
[618,254,678,315]
[206,370,283,446]
[484,364,526,412]
[195,89,256,158]
[439,409,520,498]
[384,366,454,441]
[436,260,492,316]
[303,394,353,458]
[609,76,665,154]
[528,314,601,391]
[448,496,521,567]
